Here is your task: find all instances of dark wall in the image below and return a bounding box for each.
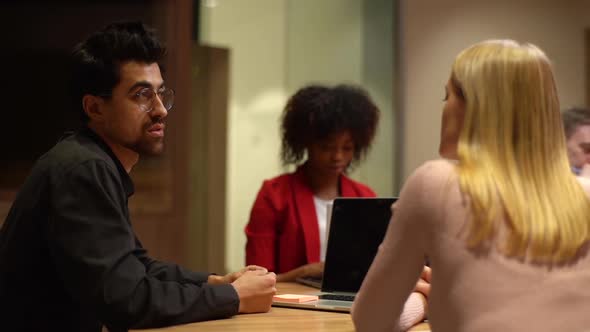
[0,1,157,186]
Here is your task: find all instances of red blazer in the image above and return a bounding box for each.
[245,165,376,274]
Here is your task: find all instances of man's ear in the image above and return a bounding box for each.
[82,94,105,123]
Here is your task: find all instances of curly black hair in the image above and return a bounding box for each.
[280,84,380,166]
[70,21,166,122]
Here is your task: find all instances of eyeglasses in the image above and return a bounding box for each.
[98,87,175,113]
[134,87,175,112]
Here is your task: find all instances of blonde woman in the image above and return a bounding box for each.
[352,40,590,332]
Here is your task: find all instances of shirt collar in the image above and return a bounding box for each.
[79,126,135,197]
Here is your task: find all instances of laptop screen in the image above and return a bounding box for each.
[321,197,397,293]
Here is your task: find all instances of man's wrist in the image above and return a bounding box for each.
[208,274,224,284]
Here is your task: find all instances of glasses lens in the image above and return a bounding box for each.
[137,89,154,112]
[160,89,175,111]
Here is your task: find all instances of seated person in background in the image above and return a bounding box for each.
[245,84,428,331]
[562,107,590,177]
[245,84,379,282]
[0,21,275,332]
[352,39,590,332]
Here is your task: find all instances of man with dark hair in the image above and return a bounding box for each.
[0,21,276,332]
[562,107,590,177]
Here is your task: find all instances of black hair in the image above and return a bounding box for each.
[562,107,590,139]
[70,21,166,122]
[280,84,380,167]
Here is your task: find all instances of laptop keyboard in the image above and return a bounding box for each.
[319,294,355,301]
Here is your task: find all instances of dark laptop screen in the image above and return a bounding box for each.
[321,197,397,293]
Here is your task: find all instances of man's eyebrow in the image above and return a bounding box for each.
[127,81,165,93]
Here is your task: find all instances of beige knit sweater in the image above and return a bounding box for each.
[352,159,590,332]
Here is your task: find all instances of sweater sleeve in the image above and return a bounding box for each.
[48,160,239,330]
[398,293,426,331]
[352,162,432,332]
[135,241,211,285]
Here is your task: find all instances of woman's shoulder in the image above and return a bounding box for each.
[259,171,297,193]
[398,159,459,207]
[251,172,299,213]
[395,159,459,227]
[409,159,458,184]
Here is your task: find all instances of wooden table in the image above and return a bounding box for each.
[133,282,430,331]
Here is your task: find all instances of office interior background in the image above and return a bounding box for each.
[0,0,588,273]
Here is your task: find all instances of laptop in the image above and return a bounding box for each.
[273,197,397,312]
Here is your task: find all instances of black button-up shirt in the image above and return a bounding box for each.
[0,128,239,332]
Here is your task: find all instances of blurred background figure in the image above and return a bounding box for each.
[562,107,590,177]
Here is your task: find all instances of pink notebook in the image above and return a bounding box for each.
[273,294,319,303]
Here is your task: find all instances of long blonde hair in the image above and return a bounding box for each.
[453,40,590,262]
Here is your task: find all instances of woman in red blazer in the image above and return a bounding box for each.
[245,85,429,330]
[245,84,379,281]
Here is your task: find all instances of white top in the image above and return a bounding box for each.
[313,196,333,261]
